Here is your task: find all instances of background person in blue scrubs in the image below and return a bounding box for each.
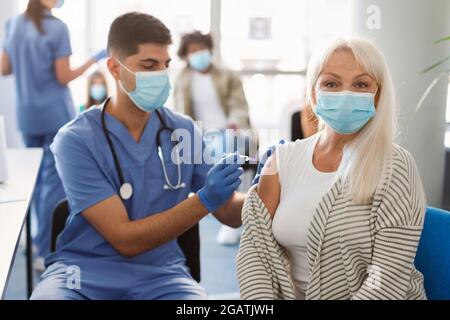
[0,0,108,266]
[30,12,247,300]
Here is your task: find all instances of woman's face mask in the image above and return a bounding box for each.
[90,84,107,102]
[314,90,377,135]
[54,0,65,9]
[116,59,171,113]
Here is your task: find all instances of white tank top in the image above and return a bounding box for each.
[272,133,338,299]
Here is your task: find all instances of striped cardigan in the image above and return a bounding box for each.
[236,144,427,300]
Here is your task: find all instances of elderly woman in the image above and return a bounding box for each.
[236,37,427,300]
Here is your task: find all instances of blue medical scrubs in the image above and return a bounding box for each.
[3,11,75,257]
[31,106,212,300]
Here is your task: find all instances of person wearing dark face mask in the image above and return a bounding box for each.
[0,0,108,267]
[31,12,246,300]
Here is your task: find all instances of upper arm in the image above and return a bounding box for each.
[2,19,13,75]
[376,149,427,230]
[351,150,427,299]
[52,23,72,85]
[51,130,132,253]
[52,131,117,214]
[54,56,71,85]
[0,51,12,75]
[226,72,249,127]
[257,154,281,218]
[82,195,131,253]
[52,22,72,60]
[228,72,248,106]
[230,72,244,91]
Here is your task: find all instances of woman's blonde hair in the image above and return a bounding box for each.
[305,37,397,204]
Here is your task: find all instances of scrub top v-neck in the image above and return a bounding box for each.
[47,105,211,272]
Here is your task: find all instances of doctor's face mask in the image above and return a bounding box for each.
[116,59,171,113]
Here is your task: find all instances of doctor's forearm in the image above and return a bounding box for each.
[212,192,245,228]
[116,195,209,257]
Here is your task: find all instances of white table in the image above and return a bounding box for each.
[0,149,43,299]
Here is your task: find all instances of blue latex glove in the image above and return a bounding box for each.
[198,153,244,213]
[92,49,109,62]
[252,140,285,185]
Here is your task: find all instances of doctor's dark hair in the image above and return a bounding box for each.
[107,12,173,58]
[177,31,214,59]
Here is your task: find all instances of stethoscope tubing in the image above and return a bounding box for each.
[101,98,184,199]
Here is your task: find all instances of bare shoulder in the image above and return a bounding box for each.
[257,154,281,218]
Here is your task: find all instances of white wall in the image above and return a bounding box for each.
[0,1,21,148]
[2,1,449,206]
[351,0,450,207]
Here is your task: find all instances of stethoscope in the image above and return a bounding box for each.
[101,97,186,200]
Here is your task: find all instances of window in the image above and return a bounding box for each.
[89,0,211,70]
[446,79,450,148]
[220,0,350,148]
[221,0,351,72]
[87,0,211,110]
[446,79,450,123]
[19,0,89,109]
[446,131,450,149]
[18,0,351,142]
[19,0,211,109]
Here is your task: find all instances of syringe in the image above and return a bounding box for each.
[225,153,257,163]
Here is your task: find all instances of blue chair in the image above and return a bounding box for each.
[415,207,450,300]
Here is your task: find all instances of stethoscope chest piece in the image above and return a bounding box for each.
[120,183,133,200]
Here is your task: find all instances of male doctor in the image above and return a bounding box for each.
[31,12,246,300]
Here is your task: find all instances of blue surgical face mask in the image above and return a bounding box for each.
[117,59,171,113]
[90,84,107,102]
[54,0,65,9]
[188,50,212,72]
[315,90,376,135]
